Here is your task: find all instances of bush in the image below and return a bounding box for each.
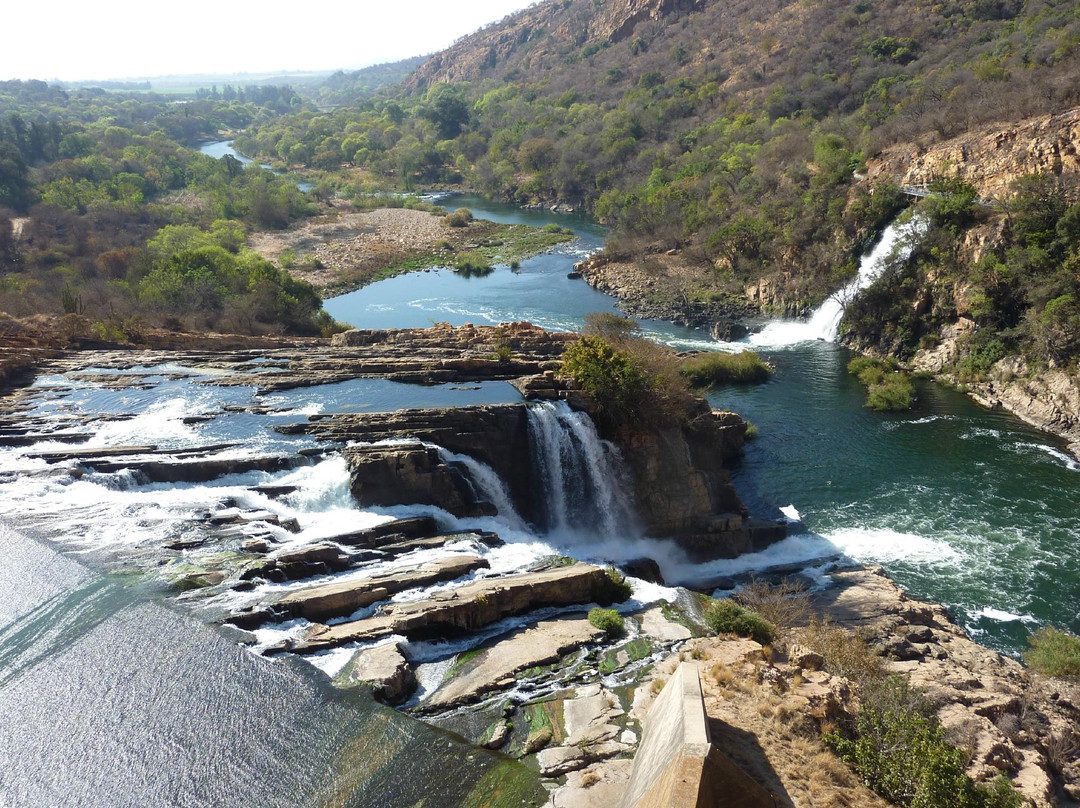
[1025,626,1080,678]
[560,334,650,419]
[800,618,885,688]
[445,207,473,227]
[827,675,981,808]
[588,607,625,638]
[595,568,634,604]
[679,350,771,387]
[703,599,776,645]
[848,356,916,411]
[733,576,811,632]
[866,374,916,411]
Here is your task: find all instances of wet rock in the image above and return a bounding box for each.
[619,557,664,584]
[334,641,417,705]
[347,443,497,518]
[424,617,605,709]
[273,555,490,623]
[294,564,625,652]
[330,515,439,547]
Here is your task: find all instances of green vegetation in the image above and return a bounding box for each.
[559,312,698,426]
[827,676,1022,808]
[679,350,771,387]
[588,607,625,638]
[0,79,338,337]
[703,598,776,646]
[1025,626,1080,678]
[847,356,916,412]
[596,568,634,604]
[846,174,1080,375]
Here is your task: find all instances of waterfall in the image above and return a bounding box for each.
[525,401,638,537]
[437,448,528,532]
[748,214,928,348]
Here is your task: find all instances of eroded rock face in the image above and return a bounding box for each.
[293,564,622,652]
[867,107,1080,202]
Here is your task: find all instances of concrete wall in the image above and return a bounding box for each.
[620,663,778,808]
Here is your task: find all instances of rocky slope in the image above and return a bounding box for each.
[867,108,1080,202]
[407,0,705,91]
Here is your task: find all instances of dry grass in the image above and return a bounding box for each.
[697,639,894,808]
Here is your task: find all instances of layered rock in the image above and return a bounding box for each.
[291,563,623,652]
[867,106,1080,202]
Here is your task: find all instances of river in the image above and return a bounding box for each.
[326,195,1080,656]
[2,191,1076,805]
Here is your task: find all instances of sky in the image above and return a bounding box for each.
[2,0,539,82]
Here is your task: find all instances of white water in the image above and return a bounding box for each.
[437,448,529,532]
[526,400,638,537]
[748,215,928,348]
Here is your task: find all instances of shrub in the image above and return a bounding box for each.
[445,207,473,227]
[827,675,980,808]
[560,334,649,419]
[679,350,771,387]
[733,576,811,632]
[800,618,885,688]
[588,607,625,638]
[595,568,634,604]
[848,356,916,411]
[703,599,776,645]
[866,374,916,411]
[1025,626,1080,678]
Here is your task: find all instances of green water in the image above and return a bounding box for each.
[328,195,1080,656]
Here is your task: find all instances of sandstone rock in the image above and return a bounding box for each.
[334,641,417,705]
[788,644,825,671]
[273,554,489,623]
[294,564,625,653]
[424,617,605,709]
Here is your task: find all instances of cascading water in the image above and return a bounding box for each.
[526,400,638,537]
[437,447,529,532]
[748,214,928,348]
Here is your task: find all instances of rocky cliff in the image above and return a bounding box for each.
[867,107,1080,202]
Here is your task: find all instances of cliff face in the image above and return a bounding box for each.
[866,107,1080,201]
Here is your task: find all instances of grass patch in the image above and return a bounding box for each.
[679,350,772,387]
[847,356,916,411]
[1025,626,1080,678]
[703,598,776,645]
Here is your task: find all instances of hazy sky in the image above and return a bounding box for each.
[2,0,538,82]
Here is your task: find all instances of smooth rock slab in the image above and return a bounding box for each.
[425,617,605,709]
[274,555,489,622]
[294,564,619,652]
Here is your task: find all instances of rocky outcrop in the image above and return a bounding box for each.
[407,0,705,91]
[298,404,541,521]
[334,641,418,705]
[966,357,1080,459]
[867,106,1080,202]
[424,616,606,710]
[291,563,623,652]
[574,252,753,330]
[272,555,490,623]
[814,565,1080,806]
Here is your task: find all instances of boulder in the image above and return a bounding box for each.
[334,642,417,705]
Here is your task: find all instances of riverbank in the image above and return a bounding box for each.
[560,564,1079,808]
[248,203,574,297]
[574,251,755,338]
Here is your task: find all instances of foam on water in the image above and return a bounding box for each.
[970,606,1038,624]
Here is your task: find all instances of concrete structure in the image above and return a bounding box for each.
[620,663,778,808]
